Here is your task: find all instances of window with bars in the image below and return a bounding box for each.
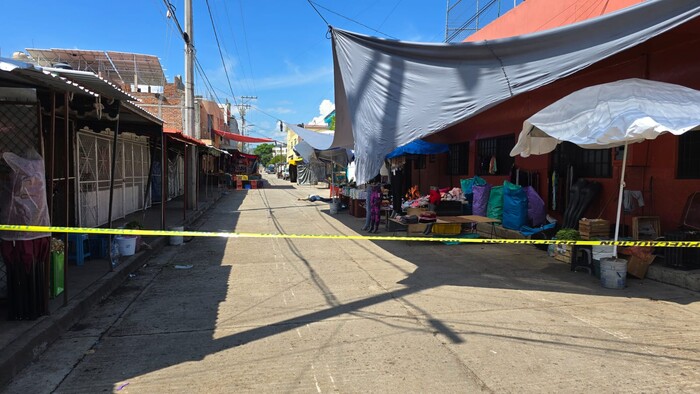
[678,130,700,179]
[552,142,612,178]
[476,134,515,175]
[447,142,469,175]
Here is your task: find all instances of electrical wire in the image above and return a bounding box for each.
[194,57,222,104]
[376,0,404,31]
[160,0,188,44]
[220,0,254,96]
[204,0,239,108]
[307,0,331,27]
[308,1,397,39]
[238,0,258,95]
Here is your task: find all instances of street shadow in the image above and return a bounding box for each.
[48,179,700,392]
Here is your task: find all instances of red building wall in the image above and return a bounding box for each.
[419,12,700,234]
[466,0,643,41]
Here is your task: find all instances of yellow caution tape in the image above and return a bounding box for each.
[0,224,697,247]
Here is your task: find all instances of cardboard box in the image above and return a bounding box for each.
[407,223,429,234]
[623,254,656,279]
[406,207,427,216]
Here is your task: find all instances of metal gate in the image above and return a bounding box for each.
[77,131,150,227]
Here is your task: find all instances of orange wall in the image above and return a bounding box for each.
[466,0,643,41]
[417,18,700,234]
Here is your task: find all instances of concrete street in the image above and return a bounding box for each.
[4,174,700,393]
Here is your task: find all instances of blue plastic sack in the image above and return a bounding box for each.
[502,181,528,230]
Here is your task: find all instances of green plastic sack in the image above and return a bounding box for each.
[487,185,504,220]
[460,175,487,195]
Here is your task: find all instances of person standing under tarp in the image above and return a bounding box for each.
[368,184,382,233]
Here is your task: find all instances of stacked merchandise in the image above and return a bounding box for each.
[462,176,547,232]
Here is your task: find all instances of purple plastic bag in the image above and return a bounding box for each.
[472,184,492,217]
[524,186,546,227]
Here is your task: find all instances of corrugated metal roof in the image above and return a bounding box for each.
[26,48,166,87]
[0,57,98,97]
[122,101,163,125]
[43,67,137,101]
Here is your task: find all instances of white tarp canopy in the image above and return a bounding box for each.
[510,79,700,157]
[286,123,336,150]
[510,78,700,256]
[328,0,700,185]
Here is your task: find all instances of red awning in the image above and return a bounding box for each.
[214,128,275,143]
[164,128,206,146]
[237,152,258,160]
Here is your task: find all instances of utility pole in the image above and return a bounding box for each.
[185,0,197,209]
[237,95,256,153]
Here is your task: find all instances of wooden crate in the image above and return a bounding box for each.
[554,244,573,263]
[632,216,660,240]
[579,219,610,240]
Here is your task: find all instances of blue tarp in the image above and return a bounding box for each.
[386,140,449,159]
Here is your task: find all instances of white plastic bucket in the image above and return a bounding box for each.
[329,198,340,214]
[115,236,136,257]
[600,257,627,289]
[169,226,184,246]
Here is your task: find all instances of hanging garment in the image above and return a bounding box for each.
[488,156,497,175]
[623,190,645,212]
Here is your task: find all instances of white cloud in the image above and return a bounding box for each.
[308,99,335,126]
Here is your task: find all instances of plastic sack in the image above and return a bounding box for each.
[524,186,546,227]
[487,185,504,220]
[502,182,528,230]
[460,175,487,196]
[0,151,50,241]
[472,184,491,217]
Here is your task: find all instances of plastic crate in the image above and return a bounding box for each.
[89,235,109,258]
[665,230,700,269]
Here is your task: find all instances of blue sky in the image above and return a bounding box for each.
[0,1,519,141]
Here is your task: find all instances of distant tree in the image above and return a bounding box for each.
[329,115,336,130]
[253,143,274,165]
[270,154,286,165]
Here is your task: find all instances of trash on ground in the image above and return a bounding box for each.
[174,264,193,270]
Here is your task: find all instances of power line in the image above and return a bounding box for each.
[238,0,258,95]
[194,57,222,104]
[377,0,404,31]
[204,0,239,108]
[307,0,331,27]
[220,0,254,96]
[308,1,397,39]
[160,0,190,45]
